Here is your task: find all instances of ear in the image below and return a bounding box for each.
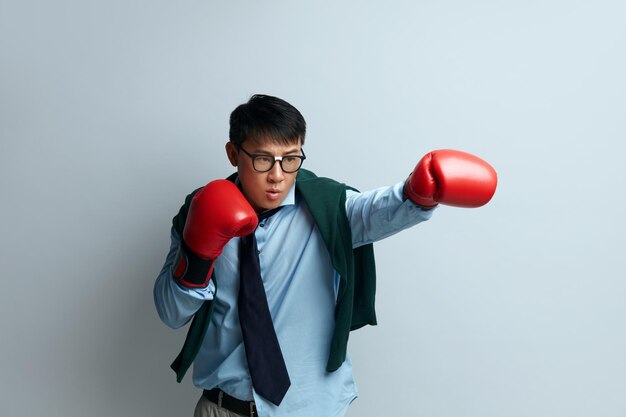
[225,142,238,167]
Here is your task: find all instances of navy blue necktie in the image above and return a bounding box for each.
[238,207,290,406]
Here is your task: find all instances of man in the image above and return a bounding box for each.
[154,94,497,417]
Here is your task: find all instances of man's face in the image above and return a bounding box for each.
[225,138,302,213]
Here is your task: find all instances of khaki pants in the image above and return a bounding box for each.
[193,394,247,417]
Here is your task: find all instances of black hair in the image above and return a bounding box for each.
[229,94,306,146]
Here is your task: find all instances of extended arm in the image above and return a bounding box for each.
[347,149,497,246]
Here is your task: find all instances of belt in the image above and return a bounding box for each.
[203,388,258,417]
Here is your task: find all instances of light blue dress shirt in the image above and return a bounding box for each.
[154,180,434,417]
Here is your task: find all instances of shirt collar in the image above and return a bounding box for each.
[280,180,296,207]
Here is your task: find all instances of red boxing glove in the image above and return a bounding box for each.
[404,149,497,209]
[173,180,258,287]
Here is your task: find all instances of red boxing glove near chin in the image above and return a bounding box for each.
[404,149,497,209]
[173,180,258,288]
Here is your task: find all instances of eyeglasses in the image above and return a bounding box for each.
[236,145,306,173]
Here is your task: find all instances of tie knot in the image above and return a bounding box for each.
[257,206,283,221]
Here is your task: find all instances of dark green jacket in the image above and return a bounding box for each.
[170,169,377,382]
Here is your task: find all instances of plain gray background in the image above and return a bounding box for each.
[1,1,625,416]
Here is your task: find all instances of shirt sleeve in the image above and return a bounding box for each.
[345,180,435,248]
[153,227,215,329]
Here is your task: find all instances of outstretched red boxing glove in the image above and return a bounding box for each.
[404,149,497,209]
[173,180,258,288]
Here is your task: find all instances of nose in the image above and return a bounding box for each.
[267,160,285,183]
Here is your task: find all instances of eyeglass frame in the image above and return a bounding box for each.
[235,144,307,173]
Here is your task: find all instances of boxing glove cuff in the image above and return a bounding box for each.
[402,178,438,210]
[172,239,215,288]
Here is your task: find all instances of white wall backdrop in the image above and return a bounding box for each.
[1,1,625,416]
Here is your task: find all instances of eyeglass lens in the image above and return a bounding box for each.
[253,155,302,173]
